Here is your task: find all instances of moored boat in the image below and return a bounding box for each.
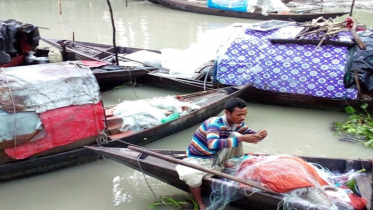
[41,38,161,91]
[147,0,348,22]
[87,146,373,210]
[0,62,250,181]
[41,22,373,112]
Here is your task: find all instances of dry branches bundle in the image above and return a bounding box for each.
[295,17,366,49]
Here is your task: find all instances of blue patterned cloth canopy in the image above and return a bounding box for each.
[216,26,358,100]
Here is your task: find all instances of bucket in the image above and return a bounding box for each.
[48,50,63,63]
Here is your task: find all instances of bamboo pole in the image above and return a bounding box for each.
[349,0,355,17]
[58,0,62,15]
[128,146,279,195]
[106,0,119,65]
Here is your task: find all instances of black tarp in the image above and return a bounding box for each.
[0,19,40,64]
[344,29,373,91]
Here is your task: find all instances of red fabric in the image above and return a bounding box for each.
[346,17,353,29]
[0,55,24,67]
[5,102,105,159]
[348,193,367,210]
[237,156,329,193]
[82,60,108,68]
[340,185,368,210]
[20,34,32,53]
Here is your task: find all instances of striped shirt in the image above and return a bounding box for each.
[186,116,256,158]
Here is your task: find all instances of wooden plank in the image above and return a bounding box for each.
[355,173,372,210]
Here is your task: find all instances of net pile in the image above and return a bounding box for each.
[113,96,200,132]
[207,155,367,210]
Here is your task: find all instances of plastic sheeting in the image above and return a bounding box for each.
[0,109,42,148]
[344,30,373,91]
[0,61,100,113]
[0,19,40,64]
[5,102,105,159]
[215,25,358,99]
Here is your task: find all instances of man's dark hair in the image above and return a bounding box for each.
[224,98,246,113]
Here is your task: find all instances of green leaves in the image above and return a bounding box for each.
[345,106,356,114]
[334,104,373,149]
[148,195,196,210]
[349,115,359,122]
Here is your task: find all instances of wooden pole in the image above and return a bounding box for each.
[349,18,366,50]
[106,0,119,65]
[349,0,355,17]
[128,146,279,195]
[58,0,62,15]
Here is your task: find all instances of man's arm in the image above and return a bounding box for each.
[236,122,256,134]
[206,123,239,149]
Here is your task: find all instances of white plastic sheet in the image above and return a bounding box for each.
[0,62,100,113]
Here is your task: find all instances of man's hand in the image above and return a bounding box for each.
[237,130,267,144]
[237,134,262,144]
[257,130,267,139]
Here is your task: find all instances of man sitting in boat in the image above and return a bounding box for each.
[175,97,267,210]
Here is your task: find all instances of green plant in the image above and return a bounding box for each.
[114,84,126,90]
[334,103,373,149]
[148,195,198,210]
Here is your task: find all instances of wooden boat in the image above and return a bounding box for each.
[136,72,373,111]
[147,0,348,22]
[87,146,373,210]
[0,70,250,182]
[40,39,373,111]
[41,38,161,91]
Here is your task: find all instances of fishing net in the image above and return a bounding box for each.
[113,96,200,132]
[207,154,367,210]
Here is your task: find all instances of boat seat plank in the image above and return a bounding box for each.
[355,173,372,210]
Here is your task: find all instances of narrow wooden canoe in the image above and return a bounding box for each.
[0,84,250,182]
[41,38,161,91]
[87,146,373,210]
[40,39,373,111]
[148,0,348,22]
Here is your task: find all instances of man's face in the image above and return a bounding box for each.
[225,107,247,124]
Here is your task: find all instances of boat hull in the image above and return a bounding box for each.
[0,85,249,182]
[41,38,160,91]
[87,146,373,210]
[137,73,373,111]
[148,0,348,22]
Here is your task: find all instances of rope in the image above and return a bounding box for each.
[1,67,18,156]
[72,62,108,148]
[202,64,214,91]
[135,149,175,208]
[136,155,159,199]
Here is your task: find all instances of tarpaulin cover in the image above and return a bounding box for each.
[216,26,358,99]
[0,19,40,64]
[0,109,42,149]
[0,62,101,113]
[344,30,373,91]
[5,102,105,159]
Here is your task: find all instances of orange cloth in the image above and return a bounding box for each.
[236,156,329,193]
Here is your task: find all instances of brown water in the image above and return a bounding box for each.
[0,0,372,210]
